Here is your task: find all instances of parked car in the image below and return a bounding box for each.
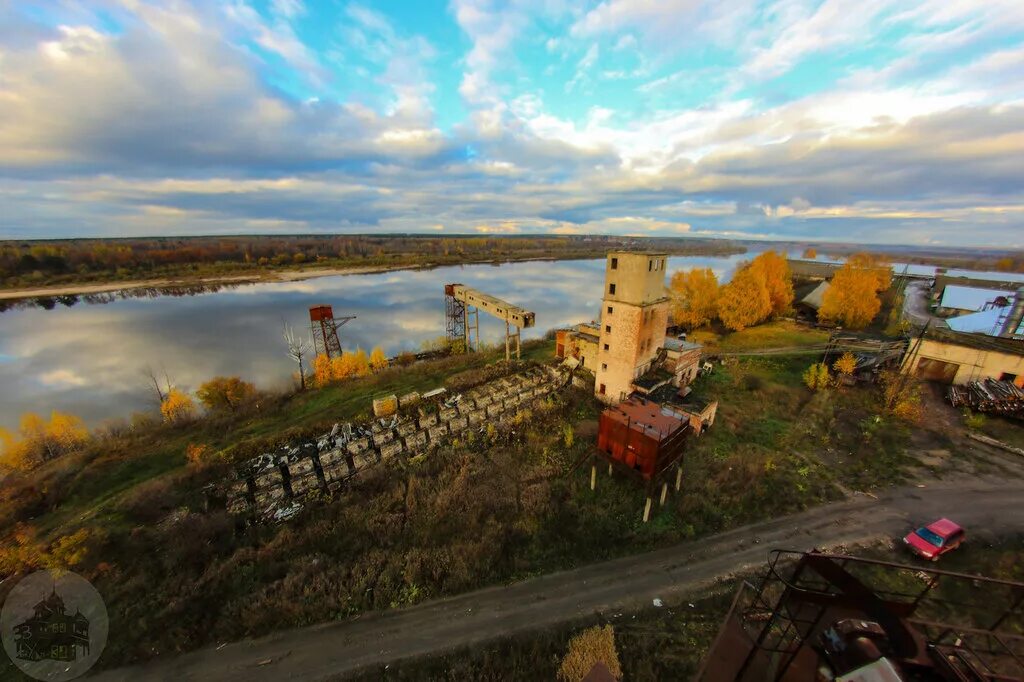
[903,519,965,561]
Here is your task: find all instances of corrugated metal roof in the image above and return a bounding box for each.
[940,285,1012,312]
[945,307,1023,336]
[800,280,830,310]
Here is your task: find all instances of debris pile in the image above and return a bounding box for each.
[226,365,562,522]
[947,379,1024,416]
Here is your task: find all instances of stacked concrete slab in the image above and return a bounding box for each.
[227,364,562,522]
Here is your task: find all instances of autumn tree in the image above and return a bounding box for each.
[161,389,196,423]
[803,362,831,391]
[833,352,857,376]
[558,625,622,682]
[717,266,771,331]
[0,411,89,470]
[749,251,794,316]
[803,247,817,258]
[846,252,892,291]
[196,376,256,413]
[819,260,886,329]
[369,346,389,372]
[351,348,371,377]
[668,268,719,329]
[313,354,333,387]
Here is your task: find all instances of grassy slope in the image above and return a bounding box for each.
[0,322,933,670]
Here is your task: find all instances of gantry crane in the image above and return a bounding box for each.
[444,284,536,360]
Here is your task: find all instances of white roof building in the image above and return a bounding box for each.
[939,285,1013,313]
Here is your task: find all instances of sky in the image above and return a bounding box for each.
[1,1,1023,246]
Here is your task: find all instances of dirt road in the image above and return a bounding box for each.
[92,476,1024,681]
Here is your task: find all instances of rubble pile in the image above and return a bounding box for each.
[227,365,561,522]
[947,379,1024,416]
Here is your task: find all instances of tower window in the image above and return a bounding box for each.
[607,306,613,314]
[610,257,618,270]
[604,343,609,351]
[599,383,606,395]
[605,325,611,333]
[609,283,616,295]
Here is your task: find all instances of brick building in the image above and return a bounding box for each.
[594,252,671,403]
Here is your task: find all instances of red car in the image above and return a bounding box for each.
[903,518,965,561]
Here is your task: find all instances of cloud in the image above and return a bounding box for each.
[39,369,88,388]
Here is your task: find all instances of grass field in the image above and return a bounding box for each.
[0,322,933,670]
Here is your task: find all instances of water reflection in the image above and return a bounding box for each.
[0,253,758,429]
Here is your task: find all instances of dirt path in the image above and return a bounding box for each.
[92,475,1024,682]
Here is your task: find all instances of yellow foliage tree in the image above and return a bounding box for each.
[717,266,771,331]
[331,354,354,380]
[196,376,256,412]
[352,348,371,377]
[0,411,89,471]
[558,625,622,682]
[847,252,892,291]
[369,346,389,372]
[832,352,857,376]
[819,262,884,329]
[749,251,794,316]
[880,370,923,422]
[803,362,831,391]
[313,353,333,387]
[803,247,817,258]
[668,268,719,329]
[160,389,196,423]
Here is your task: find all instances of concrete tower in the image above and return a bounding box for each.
[594,252,670,403]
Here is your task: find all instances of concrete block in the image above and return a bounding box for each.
[439,407,459,421]
[418,413,438,429]
[321,461,350,483]
[404,430,427,451]
[347,438,369,456]
[290,472,320,496]
[396,420,417,438]
[227,497,249,515]
[400,391,421,408]
[486,403,502,418]
[428,424,449,443]
[254,470,283,489]
[457,400,476,414]
[288,457,315,477]
[468,409,486,425]
[449,416,469,433]
[373,430,395,447]
[380,440,404,460]
[475,394,492,408]
[373,394,398,417]
[230,480,249,497]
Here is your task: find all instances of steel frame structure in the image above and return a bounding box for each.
[444,283,534,360]
[698,549,1024,682]
[309,305,355,359]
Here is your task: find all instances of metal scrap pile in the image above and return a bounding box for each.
[947,379,1024,416]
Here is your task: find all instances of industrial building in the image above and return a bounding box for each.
[903,287,1024,386]
[935,285,1013,317]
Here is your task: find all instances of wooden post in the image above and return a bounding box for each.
[590,464,596,491]
[607,463,613,476]
[660,481,668,506]
[675,466,683,492]
[642,496,653,523]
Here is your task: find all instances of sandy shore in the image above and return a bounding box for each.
[0,264,414,301]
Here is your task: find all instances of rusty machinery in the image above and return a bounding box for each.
[309,305,356,359]
[696,549,1024,682]
[444,284,536,361]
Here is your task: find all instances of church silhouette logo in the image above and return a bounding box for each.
[12,585,91,663]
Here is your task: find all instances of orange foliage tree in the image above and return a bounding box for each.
[717,266,771,331]
[0,411,89,470]
[160,389,196,423]
[668,268,719,329]
[819,260,887,329]
[196,376,256,413]
[803,247,817,258]
[369,346,389,372]
[313,353,333,387]
[749,251,794,316]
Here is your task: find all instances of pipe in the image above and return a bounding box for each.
[999,287,1024,338]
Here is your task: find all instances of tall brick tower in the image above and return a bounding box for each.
[594,252,670,404]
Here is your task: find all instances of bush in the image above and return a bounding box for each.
[558,625,622,682]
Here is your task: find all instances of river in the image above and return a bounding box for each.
[0,252,761,429]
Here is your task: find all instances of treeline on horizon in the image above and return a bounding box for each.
[0,234,744,288]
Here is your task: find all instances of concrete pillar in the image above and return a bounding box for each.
[675,466,683,492]
[608,463,613,476]
[642,497,652,523]
[660,482,668,507]
[505,321,511,362]
[590,464,596,491]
